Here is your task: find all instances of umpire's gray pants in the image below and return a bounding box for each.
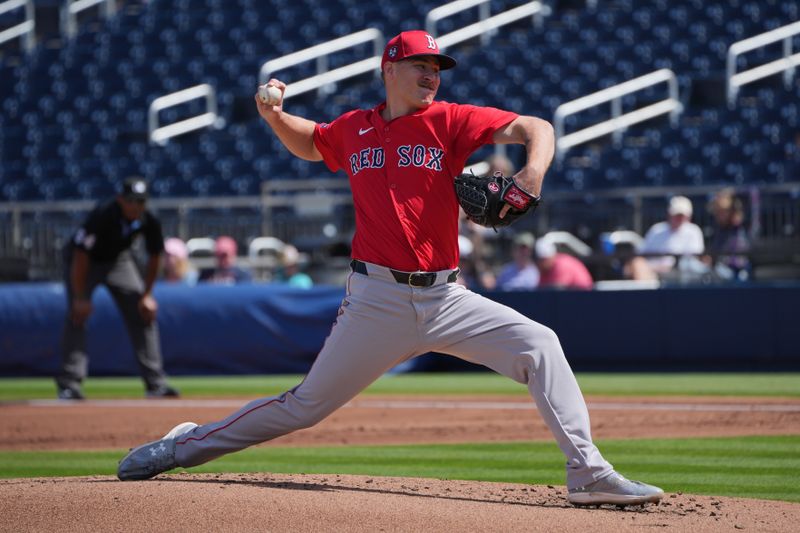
[174,262,614,489]
[58,250,168,391]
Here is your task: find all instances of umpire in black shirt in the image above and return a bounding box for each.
[56,177,179,400]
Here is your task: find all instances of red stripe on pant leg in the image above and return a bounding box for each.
[176,384,301,446]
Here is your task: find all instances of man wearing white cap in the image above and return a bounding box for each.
[641,195,705,274]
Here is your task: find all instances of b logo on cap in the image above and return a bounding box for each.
[388,46,397,58]
[425,34,437,50]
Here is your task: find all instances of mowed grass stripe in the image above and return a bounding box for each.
[1,372,799,400]
[602,437,800,460]
[1,436,798,502]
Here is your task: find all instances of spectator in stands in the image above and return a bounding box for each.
[496,232,540,290]
[162,237,198,286]
[273,244,313,288]
[199,236,253,284]
[535,239,594,290]
[56,177,179,400]
[457,210,496,287]
[456,234,496,291]
[706,188,751,281]
[628,196,705,280]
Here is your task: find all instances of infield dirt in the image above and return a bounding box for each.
[2,394,799,532]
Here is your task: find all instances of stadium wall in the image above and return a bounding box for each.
[0,282,797,377]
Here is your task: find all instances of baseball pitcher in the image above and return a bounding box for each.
[118,31,663,507]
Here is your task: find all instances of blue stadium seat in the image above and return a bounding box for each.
[643,163,670,186]
[253,156,273,180]
[230,175,260,196]
[660,142,686,168]
[721,122,745,147]
[781,102,799,128]
[75,178,114,200]
[3,0,799,203]
[770,161,793,183]
[2,180,40,202]
[701,142,723,169]
[38,178,79,201]
[0,159,26,183]
[683,163,705,186]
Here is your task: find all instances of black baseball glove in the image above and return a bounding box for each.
[454,171,541,229]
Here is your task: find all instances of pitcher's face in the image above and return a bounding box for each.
[387,56,441,108]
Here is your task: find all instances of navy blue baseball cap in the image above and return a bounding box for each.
[121,177,149,200]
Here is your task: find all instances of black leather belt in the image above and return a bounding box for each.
[350,260,458,288]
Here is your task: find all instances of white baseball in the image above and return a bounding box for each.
[259,85,282,105]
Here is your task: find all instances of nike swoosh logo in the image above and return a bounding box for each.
[358,127,374,135]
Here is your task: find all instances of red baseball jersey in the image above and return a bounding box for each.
[314,101,518,272]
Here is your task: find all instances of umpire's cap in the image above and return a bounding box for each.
[382,31,457,70]
[121,177,149,201]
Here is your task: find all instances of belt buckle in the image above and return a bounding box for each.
[408,272,434,288]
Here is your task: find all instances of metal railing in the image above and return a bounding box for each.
[429,0,549,49]
[148,84,224,146]
[0,0,34,54]
[258,28,384,99]
[426,0,493,45]
[2,181,798,282]
[553,69,683,163]
[260,178,352,230]
[726,20,800,108]
[258,1,548,101]
[61,0,116,38]
[538,230,593,257]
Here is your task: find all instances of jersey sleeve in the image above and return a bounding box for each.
[143,212,165,255]
[313,122,342,172]
[314,109,365,173]
[449,104,519,161]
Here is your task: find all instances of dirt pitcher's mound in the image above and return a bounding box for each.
[3,473,798,532]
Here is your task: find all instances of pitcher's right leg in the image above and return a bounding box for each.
[426,285,614,490]
[174,273,419,468]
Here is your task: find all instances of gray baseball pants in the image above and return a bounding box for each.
[57,250,169,391]
[175,261,614,489]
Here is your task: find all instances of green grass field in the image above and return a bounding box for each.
[1,373,798,502]
[1,437,798,502]
[2,372,799,400]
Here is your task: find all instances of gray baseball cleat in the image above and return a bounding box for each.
[568,472,664,506]
[117,422,198,481]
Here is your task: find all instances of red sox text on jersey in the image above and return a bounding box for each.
[349,146,445,175]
